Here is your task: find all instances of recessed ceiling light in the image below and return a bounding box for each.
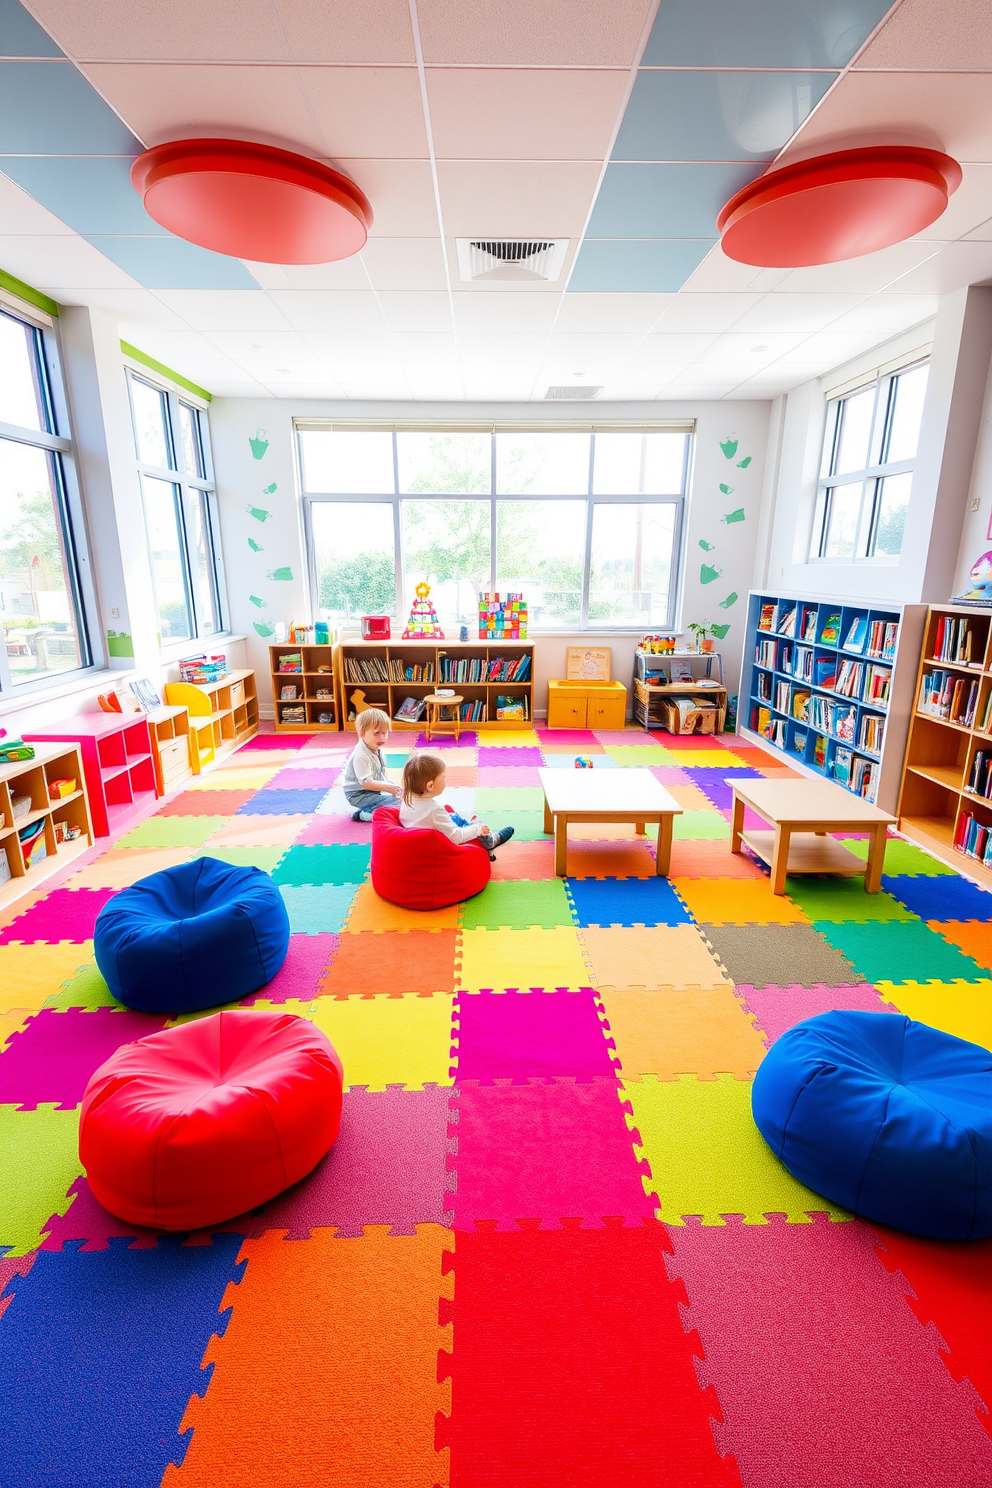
[751,344,770,353]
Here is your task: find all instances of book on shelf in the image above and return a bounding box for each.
[757,671,772,702]
[793,645,813,682]
[345,655,389,683]
[851,756,878,802]
[835,659,864,699]
[791,688,810,721]
[459,699,486,722]
[773,678,791,714]
[918,669,955,719]
[394,696,427,722]
[802,607,818,642]
[953,809,992,864]
[843,615,868,652]
[820,612,841,643]
[777,605,797,637]
[755,638,777,669]
[866,619,899,659]
[832,746,853,786]
[979,690,992,734]
[778,641,794,673]
[752,704,771,735]
[933,615,979,666]
[793,729,807,754]
[814,656,837,689]
[863,663,891,706]
[496,694,528,720]
[814,734,827,767]
[967,749,992,799]
[858,713,885,756]
[388,659,434,682]
[758,603,776,631]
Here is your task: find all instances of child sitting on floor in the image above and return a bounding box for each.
[343,709,402,821]
[400,752,514,858]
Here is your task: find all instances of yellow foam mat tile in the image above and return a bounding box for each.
[345,883,460,932]
[457,926,589,992]
[0,942,95,1013]
[581,924,731,991]
[309,990,455,1090]
[1,1007,35,1051]
[62,846,194,890]
[475,731,542,749]
[667,750,748,768]
[598,984,766,1080]
[184,767,281,791]
[673,877,811,926]
[876,979,992,1050]
[202,815,308,850]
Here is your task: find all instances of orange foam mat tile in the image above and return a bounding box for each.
[566,822,653,842]
[488,839,557,881]
[61,846,194,891]
[668,782,717,812]
[597,984,767,1081]
[581,924,732,991]
[318,930,458,998]
[927,921,992,976]
[162,1225,453,1488]
[345,883,460,933]
[669,840,767,880]
[564,840,658,879]
[673,878,810,926]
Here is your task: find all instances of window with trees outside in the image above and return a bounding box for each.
[299,427,690,632]
[0,307,93,692]
[128,372,223,643]
[811,359,929,562]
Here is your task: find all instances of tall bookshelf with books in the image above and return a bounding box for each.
[337,640,534,731]
[269,645,339,732]
[740,591,925,813]
[898,605,992,886]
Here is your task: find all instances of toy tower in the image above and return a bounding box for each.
[402,581,445,639]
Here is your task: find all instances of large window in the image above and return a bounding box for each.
[811,360,929,562]
[300,428,690,631]
[128,373,222,642]
[0,308,92,691]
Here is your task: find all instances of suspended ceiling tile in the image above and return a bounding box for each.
[691,330,813,364]
[26,0,291,61]
[118,328,237,363]
[81,63,326,155]
[772,329,898,364]
[679,245,777,293]
[273,0,415,62]
[375,292,454,333]
[569,239,714,293]
[730,293,868,333]
[300,68,428,158]
[910,163,992,240]
[819,294,938,336]
[298,331,398,360]
[267,290,389,333]
[652,292,762,332]
[0,167,75,232]
[83,234,259,288]
[0,231,140,287]
[457,332,551,362]
[335,160,437,238]
[58,288,192,328]
[389,332,459,363]
[586,162,758,239]
[554,292,673,332]
[201,329,313,361]
[963,217,992,242]
[539,331,643,365]
[881,239,992,295]
[360,236,448,291]
[335,380,412,398]
[243,258,369,290]
[151,289,294,332]
[779,239,941,294]
[451,294,560,332]
[0,60,139,151]
[612,70,837,164]
[417,0,654,67]
[0,157,160,235]
[427,68,628,161]
[437,160,600,237]
[642,0,894,68]
[0,0,63,56]
[853,0,992,70]
[628,330,721,363]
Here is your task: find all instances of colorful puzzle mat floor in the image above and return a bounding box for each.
[1,725,990,1486]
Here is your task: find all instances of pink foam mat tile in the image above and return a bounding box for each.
[41,1176,251,1251]
[296,814,375,846]
[0,1250,38,1319]
[0,888,118,945]
[535,729,599,746]
[666,1215,992,1488]
[0,1007,167,1110]
[735,983,897,1045]
[242,933,338,1004]
[649,766,694,786]
[265,767,341,791]
[592,730,654,746]
[477,765,543,788]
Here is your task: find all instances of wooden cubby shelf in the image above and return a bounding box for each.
[0,742,94,908]
[338,640,534,730]
[165,669,259,764]
[269,645,338,732]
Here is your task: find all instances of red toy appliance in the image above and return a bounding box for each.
[361,615,391,640]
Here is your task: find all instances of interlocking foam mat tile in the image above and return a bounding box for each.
[673,877,809,926]
[476,764,542,788]
[478,746,543,768]
[487,839,557,880]
[566,876,691,926]
[279,884,359,934]
[561,840,658,878]
[540,752,617,769]
[0,887,118,945]
[669,839,767,879]
[308,991,454,1090]
[116,815,229,849]
[239,732,312,750]
[457,927,589,992]
[236,787,331,816]
[604,745,679,765]
[886,873,992,921]
[813,919,990,985]
[244,933,336,1004]
[699,923,859,988]
[735,983,897,1045]
[783,876,917,923]
[598,984,768,1080]
[0,1007,34,1052]
[581,924,732,991]
[475,784,544,814]
[875,979,992,1049]
[0,1103,85,1254]
[61,845,194,890]
[926,921,992,975]
[461,879,574,930]
[265,767,341,791]
[345,882,460,932]
[206,845,287,874]
[0,942,95,1013]
[318,930,458,998]
[0,1008,166,1109]
[455,988,617,1084]
[202,814,308,850]
[843,836,957,875]
[156,789,257,817]
[272,843,371,887]
[672,810,732,840]
[44,962,117,1012]
[295,813,377,845]
[484,810,548,842]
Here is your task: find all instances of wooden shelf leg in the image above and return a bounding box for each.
[554,815,568,877]
[543,795,553,834]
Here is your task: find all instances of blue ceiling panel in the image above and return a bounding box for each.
[0,156,162,234]
[613,69,837,163]
[642,0,896,68]
[569,239,714,293]
[0,61,140,153]
[0,0,63,56]
[586,162,760,240]
[84,235,260,289]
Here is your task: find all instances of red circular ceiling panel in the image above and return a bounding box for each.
[717,146,961,268]
[130,139,373,264]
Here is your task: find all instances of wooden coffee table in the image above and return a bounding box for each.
[538,767,682,877]
[730,777,895,895]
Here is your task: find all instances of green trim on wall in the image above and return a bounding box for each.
[0,268,59,317]
[120,340,212,402]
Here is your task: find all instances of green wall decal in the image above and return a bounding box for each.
[698,539,715,552]
[711,622,731,640]
[719,592,738,609]
[700,563,721,584]
[249,594,267,608]
[719,437,738,459]
[263,482,277,495]
[736,455,752,468]
[106,629,134,658]
[253,620,275,638]
[249,428,269,460]
[267,566,293,582]
[719,483,734,495]
[246,506,272,522]
[248,537,264,552]
[722,508,746,525]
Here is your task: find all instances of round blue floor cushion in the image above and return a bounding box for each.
[752,1011,992,1240]
[94,856,290,1015]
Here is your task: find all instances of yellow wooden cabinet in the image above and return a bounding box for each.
[547,680,627,730]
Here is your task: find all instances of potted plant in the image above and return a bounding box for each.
[687,621,714,654]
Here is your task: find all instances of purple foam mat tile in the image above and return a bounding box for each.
[264,767,341,791]
[242,932,338,1005]
[478,746,543,767]
[665,1215,992,1488]
[0,1007,167,1110]
[246,1084,456,1238]
[414,731,478,749]
[476,765,543,788]
[41,1176,253,1251]
[0,888,118,945]
[295,814,374,846]
[448,1076,656,1232]
[455,988,619,1084]
[735,982,898,1045]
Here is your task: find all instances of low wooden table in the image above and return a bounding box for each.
[730,777,896,895]
[424,693,463,741]
[538,767,682,877]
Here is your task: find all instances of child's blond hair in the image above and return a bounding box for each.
[402,751,444,805]
[357,707,390,739]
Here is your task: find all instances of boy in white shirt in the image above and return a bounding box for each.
[342,709,402,821]
[399,751,514,856]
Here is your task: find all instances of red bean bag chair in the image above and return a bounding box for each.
[79,1009,343,1231]
[370,805,491,911]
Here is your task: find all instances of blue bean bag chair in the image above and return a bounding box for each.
[752,1011,992,1240]
[94,856,290,1015]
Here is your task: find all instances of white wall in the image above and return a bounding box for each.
[209,397,770,716]
[950,333,992,597]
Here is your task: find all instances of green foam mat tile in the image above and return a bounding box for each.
[475,786,545,814]
[461,878,575,930]
[700,923,859,988]
[0,1103,85,1256]
[837,837,955,876]
[206,846,288,874]
[784,878,917,924]
[115,816,230,850]
[672,811,731,841]
[272,844,371,887]
[604,745,679,766]
[812,919,990,985]
[44,963,118,1012]
[486,811,550,842]
[625,1073,850,1226]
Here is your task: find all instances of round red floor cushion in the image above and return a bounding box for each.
[370,805,491,910]
[79,1009,343,1231]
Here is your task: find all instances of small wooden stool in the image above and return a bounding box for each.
[424,693,463,742]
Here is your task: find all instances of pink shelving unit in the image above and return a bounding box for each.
[25,713,159,837]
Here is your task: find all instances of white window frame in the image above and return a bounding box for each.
[297,425,692,633]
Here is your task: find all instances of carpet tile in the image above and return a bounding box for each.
[582,924,732,990]
[783,876,916,923]
[599,984,768,1080]
[0,1102,86,1255]
[566,875,692,926]
[272,843,371,887]
[455,988,617,1084]
[700,923,860,988]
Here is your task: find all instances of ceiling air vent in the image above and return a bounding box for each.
[545,385,603,400]
[456,238,568,282]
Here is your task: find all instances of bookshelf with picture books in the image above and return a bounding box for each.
[268,645,339,732]
[337,640,534,730]
[740,591,925,813]
[898,605,992,886]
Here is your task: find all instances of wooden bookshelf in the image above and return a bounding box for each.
[147,705,192,794]
[898,604,992,887]
[337,639,534,731]
[0,742,94,909]
[269,645,338,732]
[164,669,258,765]
[739,591,925,814]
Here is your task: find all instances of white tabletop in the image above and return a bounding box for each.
[538,766,681,815]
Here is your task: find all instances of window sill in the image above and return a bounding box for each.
[0,665,130,721]
[159,633,247,662]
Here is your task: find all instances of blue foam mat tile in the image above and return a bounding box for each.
[236,788,331,816]
[881,873,992,924]
[279,884,359,935]
[565,876,692,926]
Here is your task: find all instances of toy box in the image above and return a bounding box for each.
[479,592,527,640]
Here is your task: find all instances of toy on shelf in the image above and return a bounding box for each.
[574,756,593,769]
[479,592,527,640]
[640,634,677,654]
[403,582,445,640]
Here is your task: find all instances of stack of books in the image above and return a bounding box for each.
[954,809,992,864]
[932,615,980,665]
